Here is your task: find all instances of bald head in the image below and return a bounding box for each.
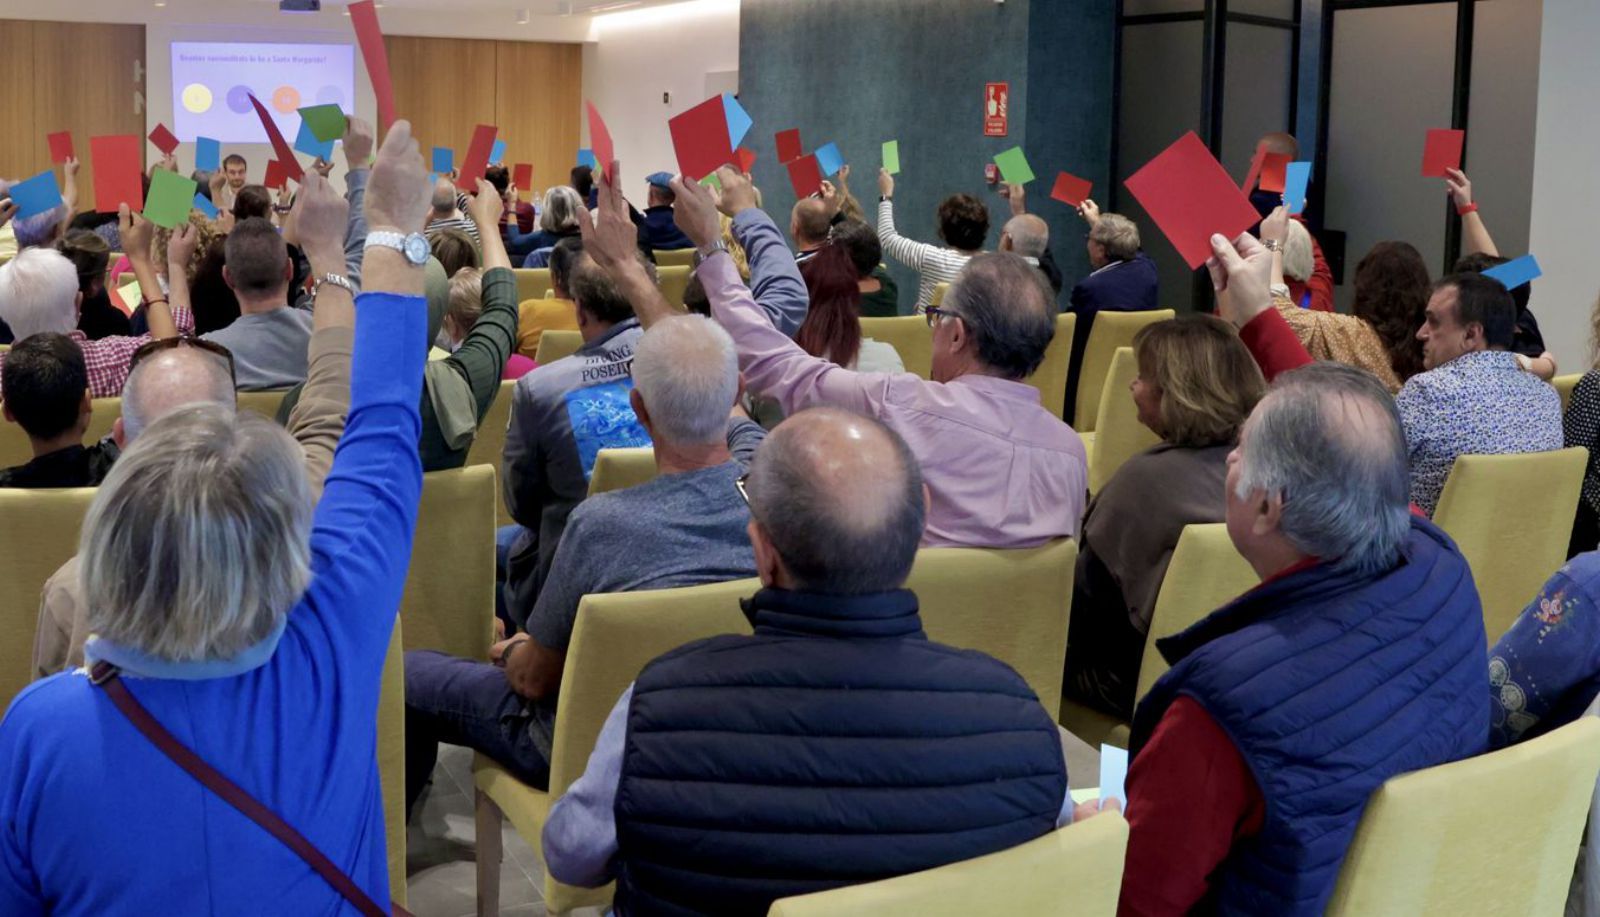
[746,408,926,594]
[790,198,832,249]
[122,347,237,442]
[1258,131,1299,159]
[1002,214,1049,259]
[431,178,457,215]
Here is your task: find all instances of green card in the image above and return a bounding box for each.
[298,104,347,143]
[993,146,1035,185]
[144,169,199,229]
[700,171,723,190]
[882,140,901,175]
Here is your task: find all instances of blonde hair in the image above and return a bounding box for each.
[154,213,221,287]
[1089,213,1141,261]
[446,267,484,340]
[1134,315,1267,447]
[1283,219,1313,282]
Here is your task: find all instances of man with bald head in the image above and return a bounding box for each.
[543,408,1070,912]
[999,212,1061,294]
[789,195,832,262]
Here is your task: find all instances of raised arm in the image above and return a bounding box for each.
[446,180,520,418]
[285,171,355,492]
[724,193,809,338]
[1209,230,1313,382]
[577,160,678,328]
[341,117,375,286]
[117,207,180,340]
[875,169,937,272]
[1446,169,1499,258]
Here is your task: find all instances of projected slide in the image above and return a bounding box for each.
[171,42,355,143]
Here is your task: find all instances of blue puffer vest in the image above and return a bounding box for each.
[612,587,1067,916]
[1130,515,1489,915]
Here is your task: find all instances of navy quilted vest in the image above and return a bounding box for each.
[612,588,1067,916]
[1130,515,1489,915]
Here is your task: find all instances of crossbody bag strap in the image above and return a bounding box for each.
[90,661,405,917]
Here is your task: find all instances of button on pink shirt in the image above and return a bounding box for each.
[703,252,1086,548]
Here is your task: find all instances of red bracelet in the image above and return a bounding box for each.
[143,297,169,307]
[1457,202,1479,216]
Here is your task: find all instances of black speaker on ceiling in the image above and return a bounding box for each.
[280,0,322,11]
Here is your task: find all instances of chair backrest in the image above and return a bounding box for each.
[1088,347,1161,494]
[1073,309,1174,432]
[513,268,554,304]
[767,811,1128,917]
[658,264,693,309]
[1326,717,1600,916]
[929,282,950,308]
[1024,313,1077,419]
[860,315,933,380]
[654,248,696,269]
[588,446,658,496]
[0,397,123,470]
[548,578,756,793]
[908,539,1076,714]
[235,389,288,420]
[398,467,497,661]
[464,379,517,526]
[535,329,584,366]
[1133,524,1259,701]
[0,487,97,708]
[1432,447,1588,641]
[1554,373,1582,412]
[376,621,407,907]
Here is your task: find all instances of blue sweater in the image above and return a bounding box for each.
[1489,551,1600,749]
[0,291,426,915]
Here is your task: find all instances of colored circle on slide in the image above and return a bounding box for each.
[181,83,213,114]
[316,85,345,106]
[226,85,254,114]
[272,86,301,113]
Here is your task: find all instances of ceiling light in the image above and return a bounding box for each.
[517,8,531,24]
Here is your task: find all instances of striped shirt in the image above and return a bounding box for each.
[876,199,974,313]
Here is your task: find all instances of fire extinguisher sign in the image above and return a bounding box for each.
[984,82,1009,137]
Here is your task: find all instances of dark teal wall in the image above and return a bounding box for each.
[739,0,1117,313]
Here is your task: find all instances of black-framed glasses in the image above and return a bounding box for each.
[130,335,237,385]
[735,472,751,507]
[924,306,959,328]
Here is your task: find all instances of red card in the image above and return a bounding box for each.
[264,159,291,191]
[585,101,614,182]
[147,124,180,156]
[1124,131,1262,270]
[735,147,757,174]
[786,154,823,199]
[513,163,533,197]
[775,129,802,164]
[1050,171,1093,208]
[89,135,144,212]
[349,0,397,132]
[47,131,74,164]
[1258,153,1291,193]
[1240,145,1266,193]
[668,96,736,182]
[459,124,498,191]
[1421,128,1465,177]
[247,94,304,183]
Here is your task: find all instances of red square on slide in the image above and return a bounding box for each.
[1421,128,1465,177]
[786,154,823,199]
[669,96,736,182]
[1123,131,1262,270]
[1050,171,1093,208]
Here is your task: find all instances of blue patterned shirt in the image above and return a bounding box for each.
[1489,552,1600,749]
[1395,350,1562,515]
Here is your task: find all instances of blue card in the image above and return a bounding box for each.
[722,93,753,149]
[8,170,62,219]
[195,137,221,173]
[577,148,598,169]
[1284,161,1311,215]
[815,142,844,177]
[432,147,454,174]
[293,119,334,161]
[193,193,219,219]
[1099,744,1129,811]
[491,139,507,164]
[1483,253,1542,291]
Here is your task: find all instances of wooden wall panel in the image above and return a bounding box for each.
[385,35,502,170]
[29,22,146,212]
[0,22,40,188]
[495,41,583,196]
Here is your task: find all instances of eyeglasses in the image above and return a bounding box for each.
[924,306,960,328]
[130,335,237,385]
[735,472,752,507]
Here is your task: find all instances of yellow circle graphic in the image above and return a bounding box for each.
[181,83,213,114]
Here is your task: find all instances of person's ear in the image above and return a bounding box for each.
[112,416,126,449]
[629,387,654,438]
[283,258,294,283]
[948,314,972,356]
[1253,489,1285,537]
[747,517,783,589]
[222,264,236,292]
[74,290,84,319]
[1464,321,1485,348]
[2,404,14,425]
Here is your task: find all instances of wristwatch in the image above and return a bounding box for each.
[1262,238,1285,253]
[311,273,356,308]
[693,239,729,268]
[365,230,430,266]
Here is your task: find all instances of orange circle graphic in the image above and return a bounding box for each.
[272,86,302,113]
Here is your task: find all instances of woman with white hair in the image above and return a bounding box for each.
[0,122,433,914]
[514,185,586,267]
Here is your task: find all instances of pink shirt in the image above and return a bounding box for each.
[703,252,1086,548]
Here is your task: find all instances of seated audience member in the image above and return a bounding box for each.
[644,165,1085,547]
[796,244,904,374]
[0,333,117,488]
[231,184,274,222]
[0,230,187,398]
[486,164,535,235]
[637,172,693,251]
[1280,215,1317,309]
[1352,239,1432,382]
[572,164,599,210]
[789,194,832,263]
[8,160,78,253]
[1399,272,1563,514]
[1245,132,1334,313]
[425,177,481,247]
[56,229,130,340]
[516,237,582,360]
[1564,296,1600,555]
[543,408,1070,911]
[0,121,429,913]
[1065,201,1160,416]
[406,315,764,805]
[445,267,533,379]
[1111,240,1487,913]
[512,186,585,265]
[217,152,248,210]
[33,169,362,677]
[832,218,900,317]
[1066,316,1265,717]
[1490,553,1600,750]
[998,182,1064,295]
[876,168,987,311]
[1446,167,1557,376]
[198,217,313,390]
[430,227,480,279]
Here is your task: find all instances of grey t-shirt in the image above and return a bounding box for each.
[201,306,314,390]
[522,418,766,755]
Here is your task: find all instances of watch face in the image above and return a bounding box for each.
[403,233,431,265]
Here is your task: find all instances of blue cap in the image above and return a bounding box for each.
[646,171,674,189]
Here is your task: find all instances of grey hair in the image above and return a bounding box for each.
[122,347,238,441]
[1234,362,1410,574]
[631,314,739,446]
[944,252,1056,379]
[81,404,313,661]
[1003,215,1050,260]
[1283,219,1313,282]
[1090,213,1141,262]
[431,178,457,214]
[0,248,78,340]
[541,186,585,235]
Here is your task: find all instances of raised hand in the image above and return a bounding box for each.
[62,157,80,182]
[1206,232,1274,328]
[1444,168,1472,209]
[467,177,504,229]
[344,117,376,171]
[118,204,155,266]
[1001,182,1026,216]
[667,172,722,251]
[713,166,757,220]
[364,120,431,234]
[878,167,894,199]
[311,157,335,179]
[1260,205,1290,245]
[1078,199,1101,228]
[293,172,352,259]
[576,160,643,272]
[166,221,200,271]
